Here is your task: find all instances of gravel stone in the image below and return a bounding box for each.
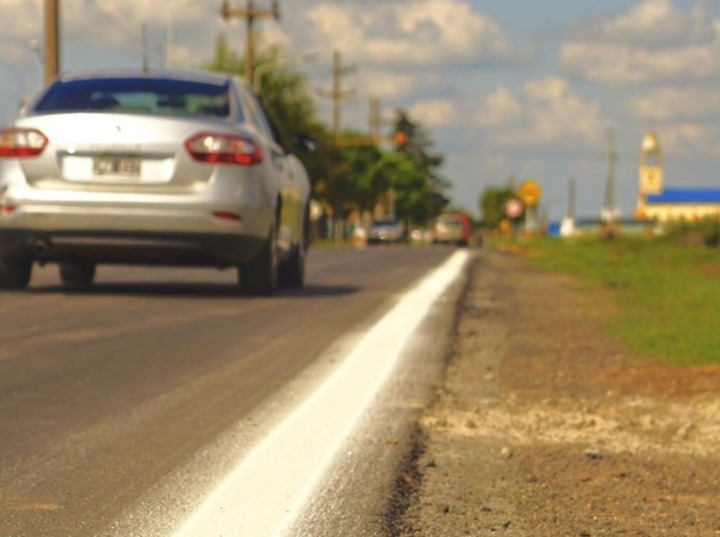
[395,248,720,536]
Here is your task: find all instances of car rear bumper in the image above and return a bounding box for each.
[0,228,266,267]
[367,233,404,243]
[0,197,274,266]
[433,233,464,242]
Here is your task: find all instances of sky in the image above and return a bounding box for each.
[1,0,720,220]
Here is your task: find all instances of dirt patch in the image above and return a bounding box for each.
[396,248,720,536]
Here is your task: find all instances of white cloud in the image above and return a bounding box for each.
[0,1,42,40]
[474,87,522,128]
[657,123,720,157]
[561,41,720,85]
[599,0,689,45]
[473,78,603,148]
[305,0,513,67]
[408,98,459,128]
[522,78,602,144]
[0,1,43,63]
[690,0,717,44]
[568,0,715,46]
[561,0,719,85]
[630,86,720,122]
[353,68,442,100]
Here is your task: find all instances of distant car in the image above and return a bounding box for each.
[368,218,405,244]
[0,69,314,295]
[433,213,473,246]
[409,226,432,244]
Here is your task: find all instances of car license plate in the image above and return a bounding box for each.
[92,156,141,177]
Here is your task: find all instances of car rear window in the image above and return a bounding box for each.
[33,77,234,118]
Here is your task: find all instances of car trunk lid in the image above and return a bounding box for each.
[15,113,226,193]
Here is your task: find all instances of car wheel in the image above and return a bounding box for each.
[278,243,306,289]
[0,258,32,289]
[59,261,96,288]
[278,215,307,289]
[239,228,278,296]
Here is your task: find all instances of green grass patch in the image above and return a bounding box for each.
[517,236,720,366]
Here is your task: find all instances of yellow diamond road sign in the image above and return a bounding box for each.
[518,180,542,207]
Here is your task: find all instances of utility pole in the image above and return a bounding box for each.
[142,23,149,73]
[317,50,355,144]
[567,176,576,220]
[220,0,280,87]
[604,127,618,223]
[317,50,356,242]
[44,0,60,84]
[369,97,381,144]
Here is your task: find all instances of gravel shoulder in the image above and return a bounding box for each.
[396,248,720,536]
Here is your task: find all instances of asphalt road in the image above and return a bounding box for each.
[0,245,465,537]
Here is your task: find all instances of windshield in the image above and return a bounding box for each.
[33,77,233,118]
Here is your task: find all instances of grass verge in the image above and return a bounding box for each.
[506,235,720,367]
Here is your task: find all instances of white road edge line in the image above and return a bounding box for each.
[171,250,470,537]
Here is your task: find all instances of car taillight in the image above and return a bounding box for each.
[0,128,48,158]
[185,132,263,165]
[213,211,242,221]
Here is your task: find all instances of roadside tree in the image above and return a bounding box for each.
[390,109,449,225]
[479,185,521,229]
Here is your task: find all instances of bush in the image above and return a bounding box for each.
[664,217,720,248]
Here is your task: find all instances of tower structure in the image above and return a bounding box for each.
[636,130,664,218]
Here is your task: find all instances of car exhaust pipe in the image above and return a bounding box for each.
[32,237,53,254]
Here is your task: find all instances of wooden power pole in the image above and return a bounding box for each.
[44,0,60,84]
[318,50,355,144]
[369,97,381,144]
[220,0,280,88]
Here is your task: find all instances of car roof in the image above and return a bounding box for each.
[53,69,247,90]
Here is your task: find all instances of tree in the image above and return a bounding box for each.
[479,185,522,229]
[341,143,389,214]
[205,33,245,74]
[204,37,450,233]
[205,36,326,173]
[388,109,449,225]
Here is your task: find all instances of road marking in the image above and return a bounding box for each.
[171,250,470,537]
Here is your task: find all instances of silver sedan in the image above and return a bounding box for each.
[0,70,313,295]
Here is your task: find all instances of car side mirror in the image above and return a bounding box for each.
[293,134,317,153]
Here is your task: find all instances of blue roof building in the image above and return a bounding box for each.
[636,132,720,222]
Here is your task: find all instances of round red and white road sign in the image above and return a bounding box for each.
[505,198,524,218]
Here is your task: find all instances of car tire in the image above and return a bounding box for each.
[59,261,96,288]
[278,243,305,289]
[278,214,308,289]
[0,258,32,289]
[239,228,278,296]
